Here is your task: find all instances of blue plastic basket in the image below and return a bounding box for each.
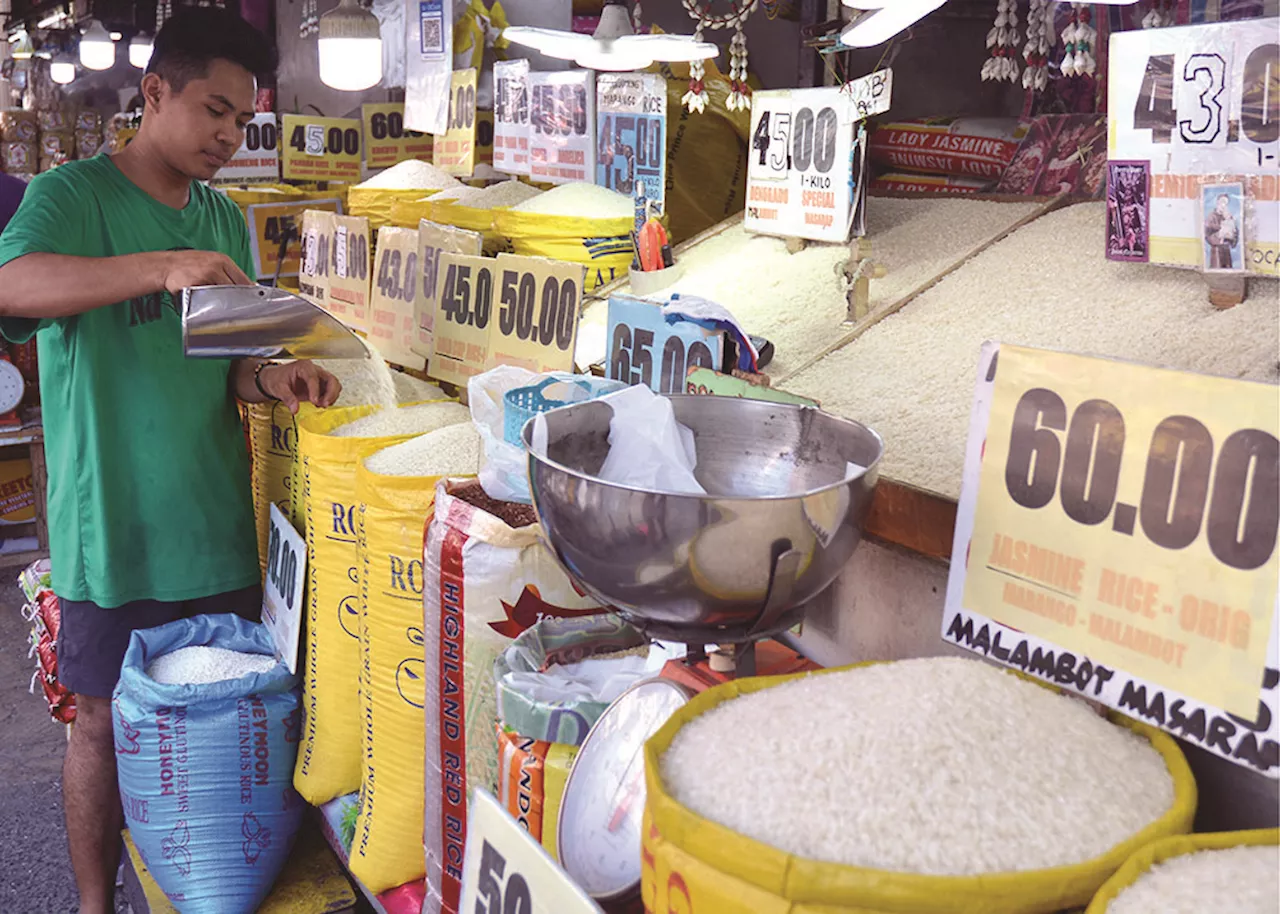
[503,376,606,447]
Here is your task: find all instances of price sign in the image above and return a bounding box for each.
[596,73,667,235]
[459,789,602,914]
[262,503,306,674]
[684,367,818,407]
[843,68,894,122]
[414,219,483,359]
[430,251,494,385]
[326,215,371,332]
[1108,19,1279,274]
[245,198,341,281]
[943,342,1280,775]
[370,227,427,371]
[529,70,595,185]
[434,68,478,176]
[494,58,531,175]
[606,295,724,396]
[362,102,433,171]
[299,209,336,306]
[216,112,280,183]
[281,114,363,183]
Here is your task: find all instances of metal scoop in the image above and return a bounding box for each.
[181,285,369,360]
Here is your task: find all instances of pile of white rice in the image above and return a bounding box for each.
[365,422,481,476]
[147,646,277,685]
[358,159,461,191]
[432,180,542,210]
[660,657,1176,876]
[1106,845,1280,914]
[511,182,632,220]
[392,371,446,404]
[331,401,469,439]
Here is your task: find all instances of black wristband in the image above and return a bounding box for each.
[254,361,280,401]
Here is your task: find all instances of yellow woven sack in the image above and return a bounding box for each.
[388,196,434,228]
[349,187,444,233]
[225,184,350,217]
[491,208,634,292]
[293,406,434,805]
[246,401,315,577]
[349,458,470,892]
[642,662,1197,914]
[424,199,507,254]
[1085,828,1279,913]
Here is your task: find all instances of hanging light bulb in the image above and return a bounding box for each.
[317,0,382,91]
[51,55,76,84]
[79,19,116,71]
[129,33,153,69]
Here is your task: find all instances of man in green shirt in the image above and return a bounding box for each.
[0,11,341,913]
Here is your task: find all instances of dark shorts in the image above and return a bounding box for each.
[56,585,263,699]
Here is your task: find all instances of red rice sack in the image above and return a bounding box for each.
[869,118,1029,179]
[871,172,992,195]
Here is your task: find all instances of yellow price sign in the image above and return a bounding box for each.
[245,198,341,280]
[415,219,483,359]
[326,215,372,332]
[369,227,426,371]
[486,253,583,376]
[299,209,336,307]
[281,114,362,183]
[959,344,1279,718]
[433,68,478,176]
[429,251,493,386]
[362,102,433,171]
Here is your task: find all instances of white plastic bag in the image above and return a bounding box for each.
[596,386,706,494]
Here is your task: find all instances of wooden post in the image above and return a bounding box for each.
[1206,273,1247,310]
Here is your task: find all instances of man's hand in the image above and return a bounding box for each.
[258,361,342,414]
[158,251,252,296]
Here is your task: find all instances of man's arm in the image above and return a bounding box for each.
[230,359,342,414]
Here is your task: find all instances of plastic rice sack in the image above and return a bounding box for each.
[423,479,605,914]
[492,189,634,292]
[869,117,1029,179]
[495,727,576,861]
[246,401,315,576]
[113,614,302,914]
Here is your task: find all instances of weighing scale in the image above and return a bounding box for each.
[0,349,27,429]
[523,395,884,904]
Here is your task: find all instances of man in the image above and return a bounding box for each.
[0,10,340,913]
[1204,192,1238,270]
[0,171,26,227]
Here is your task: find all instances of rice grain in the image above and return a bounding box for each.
[1106,845,1279,914]
[511,182,632,219]
[364,421,482,476]
[357,159,461,190]
[146,646,277,685]
[331,402,469,439]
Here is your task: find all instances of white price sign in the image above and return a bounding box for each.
[413,219,483,359]
[459,789,602,914]
[528,70,595,185]
[744,77,888,243]
[494,58,531,176]
[262,503,306,674]
[370,227,426,371]
[216,113,279,183]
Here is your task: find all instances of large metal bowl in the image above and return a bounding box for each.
[523,395,883,644]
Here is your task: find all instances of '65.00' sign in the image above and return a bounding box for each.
[606,295,724,396]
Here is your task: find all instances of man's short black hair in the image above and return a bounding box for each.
[146,7,277,93]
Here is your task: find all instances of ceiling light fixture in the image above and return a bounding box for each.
[129,33,153,69]
[317,0,383,91]
[79,19,116,70]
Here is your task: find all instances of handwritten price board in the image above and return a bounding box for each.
[217,112,280,183]
[1108,19,1279,274]
[362,102,432,171]
[327,215,371,332]
[529,70,595,185]
[370,227,427,371]
[745,71,890,243]
[262,503,306,674]
[415,219,483,359]
[943,342,1280,775]
[606,295,724,396]
[494,58,531,175]
[281,114,362,183]
[597,73,667,234]
[459,789,601,914]
[299,209,337,306]
[434,68,479,176]
[245,198,341,281]
[430,252,584,386]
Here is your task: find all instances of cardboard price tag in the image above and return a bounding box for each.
[245,198,341,281]
[370,227,427,371]
[459,789,601,914]
[944,343,1279,742]
[262,503,306,675]
[606,295,724,396]
[281,114,362,182]
[327,215,372,332]
[363,102,433,170]
[529,70,595,185]
[216,112,280,183]
[429,251,494,386]
[434,68,479,176]
[415,220,484,359]
[596,73,667,234]
[493,58,531,175]
[684,367,818,407]
[486,253,584,375]
[299,209,337,306]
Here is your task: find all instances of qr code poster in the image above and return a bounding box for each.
[420,0,444,55]
[1105,160,1150,263]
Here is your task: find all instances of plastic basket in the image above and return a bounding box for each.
[503,377,601,447]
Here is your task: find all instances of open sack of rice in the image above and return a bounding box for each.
[348,159,462,231]
[644,657,1196,914]
[1085,828,1279,914]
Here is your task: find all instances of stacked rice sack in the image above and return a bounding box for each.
[868,117,1028,196]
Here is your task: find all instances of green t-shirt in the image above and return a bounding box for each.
[0,155,259,608]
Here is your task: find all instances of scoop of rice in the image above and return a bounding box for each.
[356,159,461,190]
[392,371,447,404]
[510,182,632,219]
[660,657,1176,876]
[330,401,469,439]
[1107,845,1279,914]
[364,422,481,477]
[146,646,277,685]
